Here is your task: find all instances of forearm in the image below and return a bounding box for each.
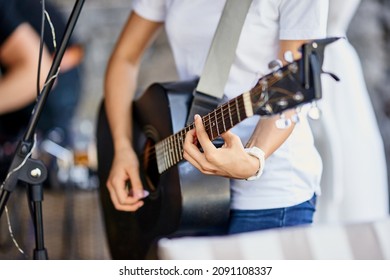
[246,40,309,158]
[0,66,38,113]
[0,24,51,114]
[104,55,139,153]
[246,113,295,158]
[104,12,163,154]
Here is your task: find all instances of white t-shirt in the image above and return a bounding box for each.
[133,0,328,209]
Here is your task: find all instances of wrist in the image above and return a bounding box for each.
[244,146,265,181]
[113,138,133,154]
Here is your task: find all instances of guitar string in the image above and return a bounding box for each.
[141,72,298,169]
[142,93,293,164]
[141,77,298,164]
[140,102,247,169]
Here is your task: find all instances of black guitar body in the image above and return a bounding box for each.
[97,80,230,260]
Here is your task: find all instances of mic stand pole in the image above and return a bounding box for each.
[0,0,85,259]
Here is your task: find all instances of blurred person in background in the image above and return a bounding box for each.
[0,0,85,186]
[0,0,51,180]
[12,0,85,148]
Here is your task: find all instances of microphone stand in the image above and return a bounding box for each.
[0,0,85,260]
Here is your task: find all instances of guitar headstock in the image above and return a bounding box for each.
[250,37,340,127]
[250,59,312,116]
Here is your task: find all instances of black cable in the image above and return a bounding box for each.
[37,0,46,97]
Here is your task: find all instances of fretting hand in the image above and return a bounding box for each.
[183,114,259,179]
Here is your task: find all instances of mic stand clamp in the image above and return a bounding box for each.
[0,139,48,259]
[22,158,48,260]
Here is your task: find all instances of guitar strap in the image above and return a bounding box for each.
[186,0,253,125]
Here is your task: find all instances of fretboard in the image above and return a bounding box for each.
[155,91,254,174]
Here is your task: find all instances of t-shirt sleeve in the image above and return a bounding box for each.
[0,0,25,46]
[279,0,328,40]
[132,0,167,22]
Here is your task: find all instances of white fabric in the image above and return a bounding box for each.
[133,0,328,209]
[158,218,390,259]
[313,0,389,223]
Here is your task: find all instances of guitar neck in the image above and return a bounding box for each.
[146,38,339,175]
[155,92,254,174]
[200,92,255,139]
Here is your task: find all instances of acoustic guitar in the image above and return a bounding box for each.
[96,38,339,259]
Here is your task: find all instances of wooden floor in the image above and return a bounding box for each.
[0,187,110,260]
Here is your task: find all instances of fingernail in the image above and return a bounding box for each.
[194,114,200,120]
[143,190,149,198]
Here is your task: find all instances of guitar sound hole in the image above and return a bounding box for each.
[142,139,160,199]
[137,138,162,233]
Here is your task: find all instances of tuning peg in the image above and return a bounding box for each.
[284,51,294,63]
[308,102,321,120]
[293,91,304,102]
[291,113,300,123]
[275,114,292,129]
[268,59,283,72]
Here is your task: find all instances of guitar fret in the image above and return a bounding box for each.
[228,103,233,127]
[169,139,173,167]
[173,136,179,164]
[181,127,189,156]
[170,137,175,166]
[163,140,169,171]
[214,110,220,136]
[221,106,226,131]
[235,98,241,122]
[167,137,173,166]
[180,131,184,160]
[175,134,179,161]
[161,143,166,172]
[161,140,166,171]
[159,141,164,172]
[182,130,186,157]
[155,142,164,174]
[218,107,225,135]
[173,135,179,163]
[167,138,173,168]
[206,115,211,139]
[178,131,184,157]
[206,115,212,139]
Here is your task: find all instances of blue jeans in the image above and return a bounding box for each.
[228,194,317,234]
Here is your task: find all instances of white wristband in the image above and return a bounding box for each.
[245,147,265,181]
